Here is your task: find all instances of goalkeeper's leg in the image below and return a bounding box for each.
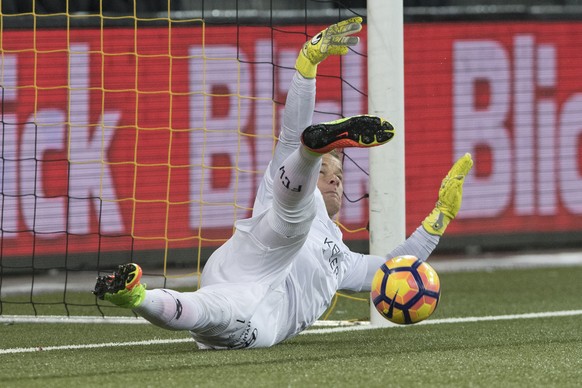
[94,264,211,331]
[267,72,316,180]
[94,272,242,339]
[268,16,362,180]
[264,114,395,241]
[265,146,322,240]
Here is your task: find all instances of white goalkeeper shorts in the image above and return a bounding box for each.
[189,281,288,349]
[194,210,310,349]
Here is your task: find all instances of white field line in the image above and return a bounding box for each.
[0,315,366,325]
[3,251,582,297]
[430,251,582,273]
[1,309,581,355]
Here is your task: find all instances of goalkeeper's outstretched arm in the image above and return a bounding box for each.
[350,153,474,292]
[421,153,473,236]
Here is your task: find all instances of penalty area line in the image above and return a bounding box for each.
[1,309,581,355]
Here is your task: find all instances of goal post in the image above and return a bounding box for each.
[367,0,406,326]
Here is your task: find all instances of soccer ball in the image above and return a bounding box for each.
[371,255,440,325]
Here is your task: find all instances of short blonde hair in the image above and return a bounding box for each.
[328,148,342,163]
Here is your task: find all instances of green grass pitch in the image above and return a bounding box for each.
[1,265,581,387]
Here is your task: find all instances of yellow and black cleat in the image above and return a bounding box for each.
[301,115,395,154]
[93,263,145,308]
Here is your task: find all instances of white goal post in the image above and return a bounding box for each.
[367,0,406,326]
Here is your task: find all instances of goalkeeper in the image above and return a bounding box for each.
[94,17,473,349]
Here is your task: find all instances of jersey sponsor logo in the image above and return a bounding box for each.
[322,237,341,277]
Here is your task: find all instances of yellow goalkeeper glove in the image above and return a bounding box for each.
[422,153,474,236]
[295,17,362,79]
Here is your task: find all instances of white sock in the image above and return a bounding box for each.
[268,147,321,237]
[134,288,231,334]
[134,289,201,331]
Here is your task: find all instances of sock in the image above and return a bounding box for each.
[134,288,231,334]
[134,289,201,331]
[268,147,321,237]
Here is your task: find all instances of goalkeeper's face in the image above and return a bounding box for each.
[318,153,344,219]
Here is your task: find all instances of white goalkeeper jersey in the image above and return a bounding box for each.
[197,168,376,349]
[193,72,437,349]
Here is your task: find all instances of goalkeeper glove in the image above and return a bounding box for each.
[422,153,474,236]
[295,17,362,79]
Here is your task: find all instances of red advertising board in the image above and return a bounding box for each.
[0,22,581,258]
[405,22,582,237]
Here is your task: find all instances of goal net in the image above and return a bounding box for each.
[0,1,374,323]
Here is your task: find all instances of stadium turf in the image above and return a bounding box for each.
[1,265,581,387]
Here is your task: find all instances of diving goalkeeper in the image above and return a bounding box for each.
[94,17,473,349]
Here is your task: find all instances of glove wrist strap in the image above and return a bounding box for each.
[422,208,452,236]
[295,53,317,79]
